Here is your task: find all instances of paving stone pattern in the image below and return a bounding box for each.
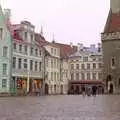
[0,95,120,120]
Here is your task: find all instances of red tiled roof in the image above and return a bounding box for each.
[54,43,74,59]
[104,10,120,32]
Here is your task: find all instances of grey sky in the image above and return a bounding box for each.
[1,0,109,46]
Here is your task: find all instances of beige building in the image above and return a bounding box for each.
[42,43,61,94]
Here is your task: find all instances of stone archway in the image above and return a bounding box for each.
[60,85,63,94]
[45,83,49,95]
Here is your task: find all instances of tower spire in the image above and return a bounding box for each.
[40,26,43,36]
[110,0,120,13]
[52,33,55,43]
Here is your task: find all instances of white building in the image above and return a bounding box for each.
[70,43,103,81]
[68,43,103,93]
[11,21,45,94]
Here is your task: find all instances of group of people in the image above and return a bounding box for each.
[82,85,98,96]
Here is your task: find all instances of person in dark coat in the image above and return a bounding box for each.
[92,86,97,96]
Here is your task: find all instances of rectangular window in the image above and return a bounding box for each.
[93,73,96,80]
[76,73,79,80]
[30,47,33,55]
[76,64,79,69]
[83,56,88,62]
[35,48,38,56]
[87,73,90,80]
[87,63,90,69]
[31,34,33,41]
[81,73,85,80]
[111,57,115,67]
[71,64,74,69]
[30,60,33,71]
[51,59,53,68]
[54,59,56,68]
[24,59,27,69]
[51,48,53,53]
[35,61,38,71]
[71,73,74,80]
[54,72,56,81]
[24,45,27,54]
[54,49,56,55]
[93,63,96,69]
[3,46,8,57]
[98,73,102,80]
[19,44,22,52]
[39,62,41,71]
[0,28,3,39]
[98,63,102,69]
[2,79,7,88]
[24,32,27,40]
[18,58,22,69]
[13,43,16,50]
[81,64,85,69]
[3,64,7,75]
[12,57,16,68]
[51,72,53,81]
[39,50,41,56]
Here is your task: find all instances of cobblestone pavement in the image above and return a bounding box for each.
[0,95,120,120]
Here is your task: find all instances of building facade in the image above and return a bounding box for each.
[101,0,120,93]
[69,43,103,94]
[43,43,61,94]
[0,6,12,94]
[10,21,45,95]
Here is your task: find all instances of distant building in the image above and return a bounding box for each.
[69,43,103,94]
[101,0,120,93]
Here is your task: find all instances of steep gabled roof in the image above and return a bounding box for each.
[53,43,74,59]
[104,9,120,32]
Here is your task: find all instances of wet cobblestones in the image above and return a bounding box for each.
[0,95,120,120]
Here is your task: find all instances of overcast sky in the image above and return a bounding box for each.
[1,0,109,46]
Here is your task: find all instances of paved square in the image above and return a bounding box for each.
[0,95,120,120]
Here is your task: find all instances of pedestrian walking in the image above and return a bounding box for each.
[92,86,97,96]
[82,86,86,96]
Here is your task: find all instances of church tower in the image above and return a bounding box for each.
[110,0,120,13]
[101,0,120,94]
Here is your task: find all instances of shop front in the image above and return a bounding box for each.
[68,80,105,95]
[29,79,43,95]
[16,77,27,95]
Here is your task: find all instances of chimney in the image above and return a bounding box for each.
[4,9,11,22]
[70,42,73,47]
[110,0,120,13]
[77,43,83,52]
[90,44,95,50]
[98,43,101,53]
